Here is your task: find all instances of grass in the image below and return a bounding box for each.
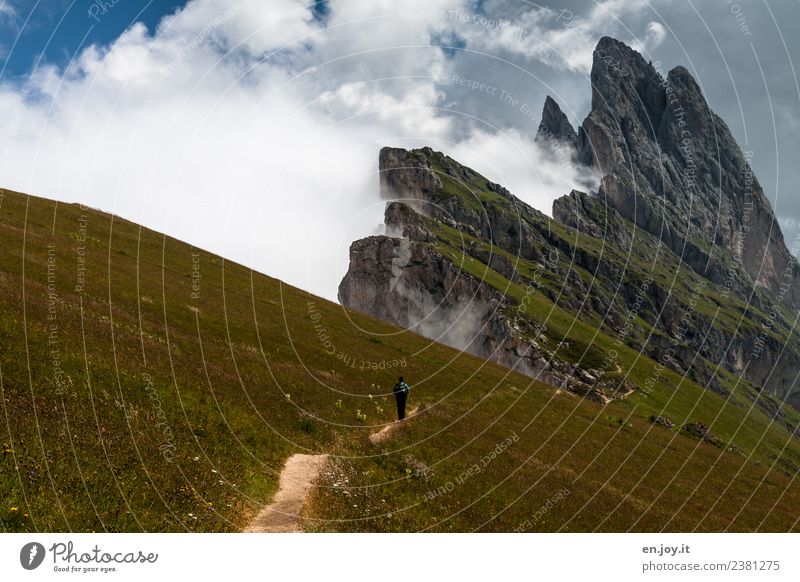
[1,186,798,532]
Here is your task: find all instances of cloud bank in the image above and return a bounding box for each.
[0,0,665,300]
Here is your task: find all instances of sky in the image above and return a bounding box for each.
[0,0,798,301]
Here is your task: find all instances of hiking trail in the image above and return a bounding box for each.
[369,407,419,445]
[245,407,419,532]
[244,453,328,533]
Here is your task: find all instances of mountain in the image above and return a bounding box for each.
[2,186,799,532]
[576,37,799,307]
[339,40,800,429]
[2,37,800,533]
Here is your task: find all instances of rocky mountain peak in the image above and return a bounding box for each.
[580,36,799,306]
[588,37,665,145]
[535,96,578,148]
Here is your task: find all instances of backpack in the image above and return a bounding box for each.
[396,381,409,395]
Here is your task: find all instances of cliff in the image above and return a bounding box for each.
[339,38,800,423]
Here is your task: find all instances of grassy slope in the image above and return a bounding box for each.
[1,188,798,532]
[431,219,800,471]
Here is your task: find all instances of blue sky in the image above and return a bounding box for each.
[0,0,188,78]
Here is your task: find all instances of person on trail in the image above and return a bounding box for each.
[393,376,410,420]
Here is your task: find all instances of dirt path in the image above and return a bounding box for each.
[369,407,419,445]
[245,408,418,531]
[244,453,328,533]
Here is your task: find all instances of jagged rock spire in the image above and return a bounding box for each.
[535,96,578,149]
[579,36,799,306]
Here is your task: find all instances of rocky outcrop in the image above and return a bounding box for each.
[378,147,550,260]
[535,96,578,150]
[339,206,630,404]
[379,146,442,202]
[343,143,800,411]
[340,37,800,414]
[574,37,800,307]
[339,235,528,369]
[553,189,634,250]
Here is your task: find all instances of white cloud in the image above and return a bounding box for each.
[444,129,599,215]
[157,0,320,56]
[630,21,667,54]
[0,0,604,301]
[461,0,668,74]
[0,0,465,301]
[318,81,453,136]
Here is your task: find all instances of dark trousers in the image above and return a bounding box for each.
[394,391,407,420]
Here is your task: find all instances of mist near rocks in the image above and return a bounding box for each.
[443,130,601,210]
[387,237,489,353]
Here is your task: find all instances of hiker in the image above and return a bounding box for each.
[393,376,410,420]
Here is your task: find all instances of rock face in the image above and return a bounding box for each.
[378,146,442,202]
[339,206,628,404]
[340,37,800,416]
[535,96,578,150]
[339,234,549,380]
[576,37,800,306]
